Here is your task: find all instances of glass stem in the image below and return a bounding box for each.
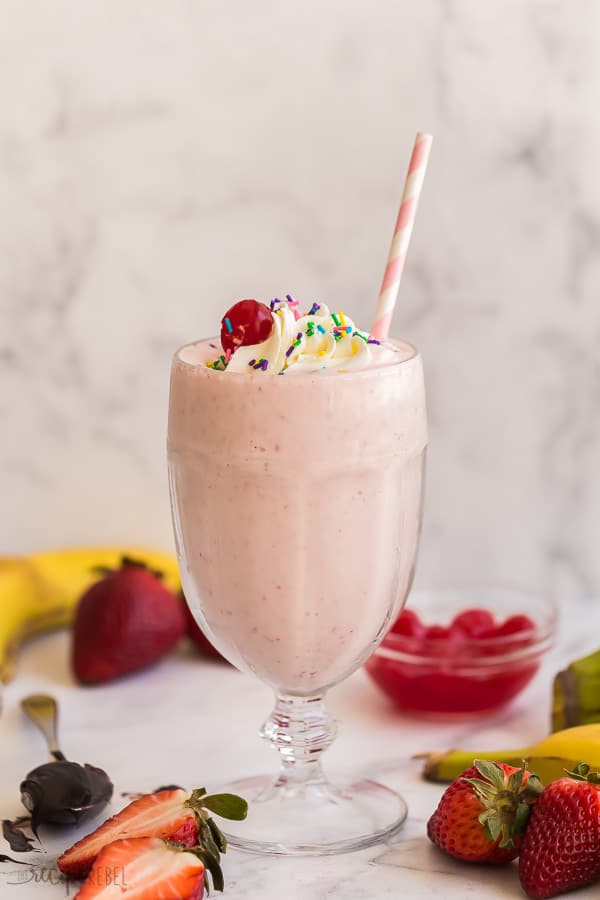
[260,693,338,787]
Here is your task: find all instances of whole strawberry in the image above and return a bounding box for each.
[73,558,186,684]
[427,759,542,864]
[519,763,600,898]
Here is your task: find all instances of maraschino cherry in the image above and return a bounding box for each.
[221,299,273,354]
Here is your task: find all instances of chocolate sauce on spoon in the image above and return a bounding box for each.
[19,695,113,835]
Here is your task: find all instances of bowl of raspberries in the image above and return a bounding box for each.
[365,587,557,717]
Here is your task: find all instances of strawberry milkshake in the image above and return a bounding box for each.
[168,298,426,695]
[167,129,432,855]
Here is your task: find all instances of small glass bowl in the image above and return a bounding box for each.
[364,587,557,718]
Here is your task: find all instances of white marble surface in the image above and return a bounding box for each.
[0,2,600,601]
[1,599,599,899]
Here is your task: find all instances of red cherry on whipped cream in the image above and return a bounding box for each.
[221,299,273,354]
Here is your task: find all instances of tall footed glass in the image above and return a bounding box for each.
[167,337,426,855]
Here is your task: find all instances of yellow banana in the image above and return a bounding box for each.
[0,557,50,683]
[417,723,600,785]
[0,547,181,684]
[29,546,181,605]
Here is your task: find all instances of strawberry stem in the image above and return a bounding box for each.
[183,788,248,892]
[90,556,165,580]
[565,761,600,783]
[464,760,543,849]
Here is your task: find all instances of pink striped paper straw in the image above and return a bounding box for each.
[370,132,433,340]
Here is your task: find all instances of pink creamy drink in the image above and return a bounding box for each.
[168,299,426,695]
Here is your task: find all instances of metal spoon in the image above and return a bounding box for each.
[21,694,66,761]
[20,694,113,833]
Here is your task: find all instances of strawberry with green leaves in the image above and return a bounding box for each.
[58,787,247,880]
[518,762,600,898]
[427,759,542,864]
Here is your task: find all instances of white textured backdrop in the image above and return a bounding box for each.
[1,1,599,600]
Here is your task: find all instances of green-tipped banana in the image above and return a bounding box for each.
[417,723,600,784]
[552,647,600,731]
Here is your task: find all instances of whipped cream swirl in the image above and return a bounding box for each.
[224,299,398,375]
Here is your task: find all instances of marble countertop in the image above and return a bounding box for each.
[1,601,599,900]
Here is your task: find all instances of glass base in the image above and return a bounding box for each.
[220,774,408,856]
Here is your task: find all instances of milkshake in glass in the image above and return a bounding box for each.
[168,298,426,854]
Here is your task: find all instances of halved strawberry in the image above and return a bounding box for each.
[73,837,206,900]
[58,787,247,879]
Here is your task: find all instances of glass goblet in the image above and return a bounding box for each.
[167,337,427,855]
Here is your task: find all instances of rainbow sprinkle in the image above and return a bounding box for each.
[367,338,381,345]
[308,302,320,315]
[207,354,228,370]
[331,312,341,327]
[317,324,326,334]
[285,331,304,358]
[224,317,233,334]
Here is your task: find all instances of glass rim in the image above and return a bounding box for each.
[374,631,555,668]
[172,335,421,378]
[376,583,559,666]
